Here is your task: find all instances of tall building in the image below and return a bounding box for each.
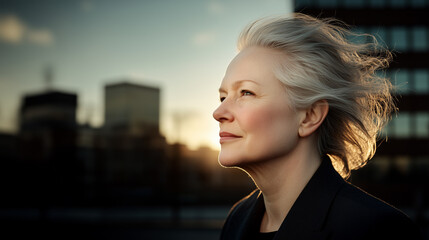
[104,81,160,136]
[17,90,80,205]
[294,0,429,224]
[101,81,166,204]
[19,90,77,162]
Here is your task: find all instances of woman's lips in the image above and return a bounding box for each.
[219,132,242,143]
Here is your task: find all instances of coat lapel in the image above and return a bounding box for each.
[238,190,266,240]
[273,157,345,240]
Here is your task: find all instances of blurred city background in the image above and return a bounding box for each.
[0,0,428,239]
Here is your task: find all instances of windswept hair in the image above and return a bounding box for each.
[238,13,395,179]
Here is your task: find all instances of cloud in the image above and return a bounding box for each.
[0,14,55,46]
[0,15,26,43]
[27,29,54,45]
[192,30,217,46]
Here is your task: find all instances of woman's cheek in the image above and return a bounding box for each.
[240,105,271,133]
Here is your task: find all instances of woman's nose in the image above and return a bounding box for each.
[213,100,233,123]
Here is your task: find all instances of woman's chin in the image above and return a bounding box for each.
[218,158,236,168]
[218,156,252,169]
[218,153,241,168]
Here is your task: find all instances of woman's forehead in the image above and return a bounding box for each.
[221,47,282,86]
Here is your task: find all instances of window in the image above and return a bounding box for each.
[393,156,411,173]
[412,27,428,51]
[318,0,337,7]
[393,113,411,138]
[381,121,393,137]
[369,0,385,8]
[391,70,410,94]
[411,0,428,7]
[390,0,407,7]
[344,0,365,7]
[295,0,314,8]
[350,27,368,45]
[391,27,408,51]
[414,70,429,94]
[416,113,429,138]
[370,27,388,47]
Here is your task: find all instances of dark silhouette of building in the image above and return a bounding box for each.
[99,80,254,205]
[295,0,429,236]
[16,90,80,206]
[19,90,77,159]
[169,144,254,205]
[0,77,255,239]
[97,81,168,205]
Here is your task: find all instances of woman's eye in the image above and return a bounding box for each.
[220,97,226,102]
[241,90,254,96]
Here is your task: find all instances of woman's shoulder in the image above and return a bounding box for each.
[327,182,422,239]
[335,182,409,219]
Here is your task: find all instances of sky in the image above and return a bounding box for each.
[0,0,292,150]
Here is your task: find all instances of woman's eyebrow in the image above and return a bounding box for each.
[219,79,260,93]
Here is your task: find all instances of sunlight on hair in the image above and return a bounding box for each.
[238,13,395,179]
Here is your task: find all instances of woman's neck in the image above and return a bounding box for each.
[244,139,322,233]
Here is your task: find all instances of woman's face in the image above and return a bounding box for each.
[213,46,304,168]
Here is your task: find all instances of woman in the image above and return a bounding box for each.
[213,13,421,240]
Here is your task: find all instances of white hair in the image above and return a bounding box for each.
[238,13,395,178]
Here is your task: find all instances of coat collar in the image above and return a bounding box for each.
[240,156,345,240]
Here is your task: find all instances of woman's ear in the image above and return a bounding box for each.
[298,100,329,137]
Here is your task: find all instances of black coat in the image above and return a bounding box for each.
[220,158,422,240]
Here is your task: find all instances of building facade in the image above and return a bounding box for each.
[294,0,429,230]
[104,81,160,136]
[17,90,80,205]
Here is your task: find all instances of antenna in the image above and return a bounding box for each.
[44,65,53,90]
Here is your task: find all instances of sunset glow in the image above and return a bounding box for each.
[0,0,292,151]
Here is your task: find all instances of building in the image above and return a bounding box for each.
[167,144,254,205]
[294,0,429,226]
[100,81,167,205]
[20,90,77,130]
[104,81,160,136]
[19,90,77,162]
[17,90,80,205]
